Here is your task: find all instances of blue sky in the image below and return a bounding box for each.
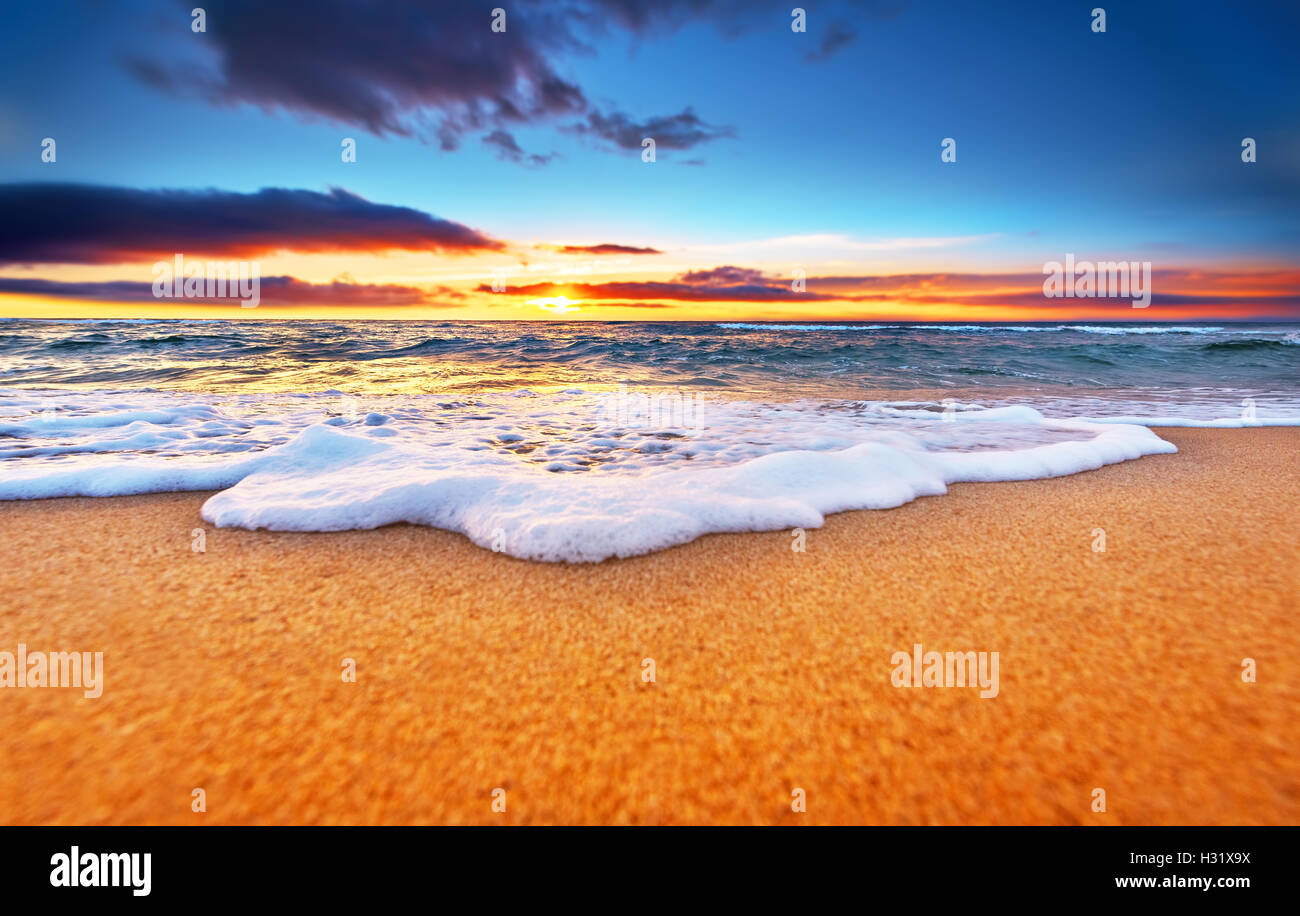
[0,1,1296,319]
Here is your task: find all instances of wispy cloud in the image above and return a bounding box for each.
[481,130,556,167]
[473,265,1300,315]
[682,233,1001,256]
[565,107,734,152]
[806,19,858,61]
[478,266,834,301]
[534,243,664,256]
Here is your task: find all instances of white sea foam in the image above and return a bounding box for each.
[208,408,1179,561]
[1080,415,1300,427]
[716,322,1246,334]
[716,323,892,331]
[0,387,1222,562]
[1059,325,1225,335]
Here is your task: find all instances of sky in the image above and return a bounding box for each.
[0,0,1297,320]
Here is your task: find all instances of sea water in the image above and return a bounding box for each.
[1,320,1296,561]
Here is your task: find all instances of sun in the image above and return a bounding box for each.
[527,296,581,314]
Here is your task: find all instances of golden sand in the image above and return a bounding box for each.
[1,428,1296,825]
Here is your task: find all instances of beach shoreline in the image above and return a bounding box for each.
[2,427,1296,825]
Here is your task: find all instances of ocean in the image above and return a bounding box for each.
[2,319,1297,561]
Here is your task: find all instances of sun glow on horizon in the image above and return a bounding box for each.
[528,296,582,314]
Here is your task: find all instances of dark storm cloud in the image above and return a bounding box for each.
[125,1,587,140]
[124,0,742,152]
[0,276,462,307]
[0,184,503,264]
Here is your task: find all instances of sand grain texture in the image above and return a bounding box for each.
[1,428,1296,824]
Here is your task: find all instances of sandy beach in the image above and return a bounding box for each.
[1,427,1296,825]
